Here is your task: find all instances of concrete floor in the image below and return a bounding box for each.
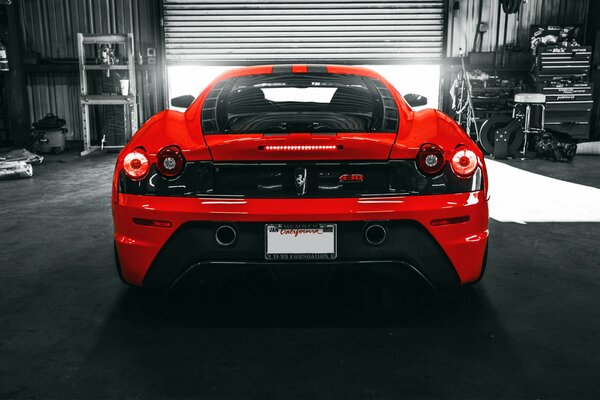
[1,151,599,399]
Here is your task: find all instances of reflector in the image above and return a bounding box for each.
[132,218,172,228]
[430,215,470,226]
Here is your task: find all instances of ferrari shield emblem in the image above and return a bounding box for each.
[295,167,307,195]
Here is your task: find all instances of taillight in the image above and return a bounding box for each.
[451,148,478,178]
[123,149,149,180]
[416,143,445,176]
[156,145,185,177]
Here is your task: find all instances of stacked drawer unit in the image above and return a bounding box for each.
[541,83,593,138]
[536,45,593,139]
[537,45,592,82]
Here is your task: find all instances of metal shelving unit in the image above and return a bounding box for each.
[77,33,138,156]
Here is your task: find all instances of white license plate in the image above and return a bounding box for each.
[265,224,337,260]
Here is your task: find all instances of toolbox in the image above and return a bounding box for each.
[537,45,592,83]
[539,82,593,139]
[535,44,593,139]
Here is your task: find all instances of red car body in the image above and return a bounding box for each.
[112,65,489,291]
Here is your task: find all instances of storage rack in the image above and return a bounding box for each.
[470,75,527,124]
[77,33,138,156]
[447,63,528,138]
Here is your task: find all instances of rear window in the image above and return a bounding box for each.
[201,73,399,134]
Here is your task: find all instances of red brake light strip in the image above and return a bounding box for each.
[259,145,341,151]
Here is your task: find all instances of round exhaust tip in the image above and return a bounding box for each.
[364,224,387,246]
[215,224,237,247]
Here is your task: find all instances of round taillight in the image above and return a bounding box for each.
[451,148,478,177]
[416,143,445,176]
[156,145,185,177]
[123,149,149,180]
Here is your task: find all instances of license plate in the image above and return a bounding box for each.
[265,224,337,260]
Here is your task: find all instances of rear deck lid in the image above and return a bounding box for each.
[204,133,396,161]
[201,72,399,161]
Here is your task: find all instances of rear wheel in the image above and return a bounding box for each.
[469,241,489,285]
[114,241,133,287]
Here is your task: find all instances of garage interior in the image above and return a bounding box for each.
[0,0,599,398]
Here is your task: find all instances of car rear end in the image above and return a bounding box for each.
[112,65,488,291]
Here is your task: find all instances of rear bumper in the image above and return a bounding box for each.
[113,192,489,289]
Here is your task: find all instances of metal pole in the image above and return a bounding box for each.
[493,0,502,71]
[501,8,509,68]
[460,48,480,140]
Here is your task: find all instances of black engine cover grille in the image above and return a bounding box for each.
[210,162,389,197]
[119,160,482,198]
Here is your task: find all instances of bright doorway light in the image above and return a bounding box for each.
[168,66,237,110]
[167,64,441,110]
[364,65,440,110]
[261,87,338,103]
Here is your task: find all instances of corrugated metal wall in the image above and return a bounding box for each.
[25,72,80,139]
[16,0,591,141]
[19,0,163,141]
[448,0,590,57]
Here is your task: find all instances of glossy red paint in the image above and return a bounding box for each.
[114,191,488,286]
[112,64,489,288]
[204,133,397,161]
[120,65,481,166]
[291,64,308,73]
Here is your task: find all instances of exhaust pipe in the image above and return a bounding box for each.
[364,224,387,246]
[215,224,237,247]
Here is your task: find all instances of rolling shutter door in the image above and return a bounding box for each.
[163,0,446,64]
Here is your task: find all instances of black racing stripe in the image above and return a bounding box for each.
[307,65,328,73]
[271,64,292,74]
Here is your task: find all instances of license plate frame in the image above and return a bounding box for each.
[265,223,337,261]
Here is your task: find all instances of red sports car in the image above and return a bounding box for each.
[112,65,489,291]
